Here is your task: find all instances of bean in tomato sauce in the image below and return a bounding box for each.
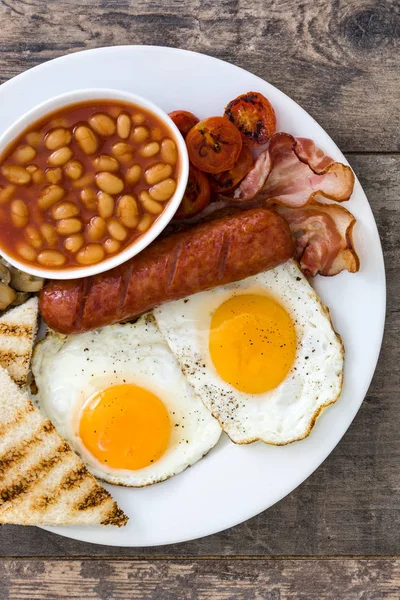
[0,100,181,270]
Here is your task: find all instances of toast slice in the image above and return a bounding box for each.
[0,365,128,526]
[0,297,39,387]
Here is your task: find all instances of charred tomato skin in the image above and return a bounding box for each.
[185,116,242,174]
[211,145,254,193]
[224,91,276,146]
[174,164,211,220]
[169,110,200,138]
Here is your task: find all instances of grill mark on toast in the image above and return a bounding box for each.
[75,486,111,511]
[0,421,54,471]
[34,466,89,510]
[101,505,129,527]
[106,507,129,526]
[0,365,128,526]
[218,232,231,282]
[0,349,31,363]
[12,376,28,387]
[0,402,34,439]
[60,466,88,490]
[0,442,70,506]
[166,240,183,292]
[0,323,33,337]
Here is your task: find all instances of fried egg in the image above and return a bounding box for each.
[31,316,221,486]
[154,259,344,445]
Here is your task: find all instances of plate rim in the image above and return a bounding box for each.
[0,44,386,547]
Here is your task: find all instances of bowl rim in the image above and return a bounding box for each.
[0,87,189,280]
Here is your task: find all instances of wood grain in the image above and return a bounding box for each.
[0,558,399,599]
[0,5,399,596]
[0,154,398,557]
[0,0,398,152]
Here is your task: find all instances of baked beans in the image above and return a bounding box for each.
[51,201,80,221]
[126,164,142,186]
[37,249,66,268]
[64,160,84,180]
[40,223,58,246]
[0,100,181,270]
[45,128,72,150]
[116,195,138,228]
[86,216,107,241]
[76,243,105,265]
[13,145,37,164]
[107,218,127,241]
[145,163,172,186]
[93,155,119,172]
[117,114,131,139]
[11,199,29,228]
[46,167,63,185]
[64,234,84,253]
[0,184,16,205]
[104,237,121,254]
[25,225,43,249]
[132,126,149,144]
[139,191,164,215]
[97,192,114,219]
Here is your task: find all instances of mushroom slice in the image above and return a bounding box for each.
[9,268,45,292]
[0,262,11,285]
[11,291,30,306]
[0,282,17,310]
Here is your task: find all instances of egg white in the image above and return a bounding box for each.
[154,259,344,445]
[31,315,221,486]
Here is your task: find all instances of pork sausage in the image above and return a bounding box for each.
[40,208,294,334]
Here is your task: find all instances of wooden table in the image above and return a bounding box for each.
[0,0,398,597]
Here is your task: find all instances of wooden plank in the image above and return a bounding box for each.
[0,558,399,599]
[0,0,398,151]
[0,154,398,557]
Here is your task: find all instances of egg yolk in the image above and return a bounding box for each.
[79,384,170,470]
[209,294,297,394]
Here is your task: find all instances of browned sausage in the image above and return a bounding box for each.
[40,208,294,334]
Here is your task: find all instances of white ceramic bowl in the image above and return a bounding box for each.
[0,88,189,279]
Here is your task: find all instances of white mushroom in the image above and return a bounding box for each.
[0,262,11,285]
[11,291,30,306]
[0,282,16,310]
[9,268,44,292]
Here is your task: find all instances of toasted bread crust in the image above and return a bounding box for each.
[0,365,128,527]
[0,298,39,387]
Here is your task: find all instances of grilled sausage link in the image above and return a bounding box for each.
[40,208,294,334]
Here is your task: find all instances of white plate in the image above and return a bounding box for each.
[0,46,385,547]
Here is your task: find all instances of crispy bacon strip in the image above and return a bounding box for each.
[272,200,360,276]
[233,133,354,206]
[176,132,359,277]
[169,197,359,277]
